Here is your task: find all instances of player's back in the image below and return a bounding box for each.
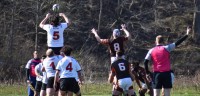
[43,56,59,78]
[109,37,127,56]
[57,56,81,79]
[111,59,130,79]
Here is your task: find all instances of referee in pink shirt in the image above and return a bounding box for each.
[144,26,191,96]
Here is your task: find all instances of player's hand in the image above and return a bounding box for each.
[91,28,97,34]
[39,76,43,79]
[186,26,192,35]
[46,13,51,18]
[121,24,126,30]
[59,13,65,17]
[146,74,152,82]
[27,80,31,84]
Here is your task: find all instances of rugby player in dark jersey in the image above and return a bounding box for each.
[108,51,142,96]
[91,24,130,64]
[131,60,153,96]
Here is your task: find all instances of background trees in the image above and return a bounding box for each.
[0,0,199,83]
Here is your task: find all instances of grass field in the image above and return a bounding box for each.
[0,83,200,96]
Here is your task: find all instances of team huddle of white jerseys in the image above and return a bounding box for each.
[35,55,81,84]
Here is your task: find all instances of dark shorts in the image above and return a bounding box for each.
[41,83,47,90]
[60,78,80,93]
[47,77,54,88]
[35,81,42,92]
[48,47,62,55]
[152,71,172,89]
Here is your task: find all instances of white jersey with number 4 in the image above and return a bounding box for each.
[42,23,68,47]
[43,56,60,78]
[56,56,81,79]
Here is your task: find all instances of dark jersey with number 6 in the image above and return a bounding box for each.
[101,37,128,56]
[111,59,130,79]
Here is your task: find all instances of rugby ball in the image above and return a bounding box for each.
[52,4,59,12]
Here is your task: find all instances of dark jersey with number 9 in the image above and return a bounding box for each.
[111,59,130,79]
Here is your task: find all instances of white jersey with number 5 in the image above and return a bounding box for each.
[43,56,60,78]
[42,23,68,47]
[56,56,81,79]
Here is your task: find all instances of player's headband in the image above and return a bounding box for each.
[113,29,120,37]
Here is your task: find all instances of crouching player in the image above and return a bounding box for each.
[54,45,83,96]
[131,60,153,96]
[108,51,142,96]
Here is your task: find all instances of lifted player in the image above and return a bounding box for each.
[91,24,130,64]
[39,12,69,55]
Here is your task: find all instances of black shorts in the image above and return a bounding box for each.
[152,71,172,89]
[46,77,59,91]
[48,47,62,55]
[35,81,42,92]
[60,78,80,93]
[41,83,47,90]
[47,77,54,88]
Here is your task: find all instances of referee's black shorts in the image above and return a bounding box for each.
[60,78,80,93]
[152,71,172,89]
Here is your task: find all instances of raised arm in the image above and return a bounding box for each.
[59,13,69,24]
[175,26,191,46]
[121,24,130,39]
[39,13,51,28]
[91,28,101,42]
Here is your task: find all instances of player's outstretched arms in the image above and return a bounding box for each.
[91,28,101,42]
[39,13,51,28]
[121,24,130,39]
[59,13,69,24]
[175,26,191,46]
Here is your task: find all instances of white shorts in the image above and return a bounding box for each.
[111,55,125,64]
[141,82,147,89]
[118,77,132,91]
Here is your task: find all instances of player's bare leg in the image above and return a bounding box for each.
[46,88,55,96]
[59,90,66,96]
[163,88,171,96]
[40,90,46,96]
[153,89,161,96]
[66,91,73,96]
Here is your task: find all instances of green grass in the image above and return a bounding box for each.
[0,83,200,96]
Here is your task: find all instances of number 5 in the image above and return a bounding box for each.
[53,31,60,40]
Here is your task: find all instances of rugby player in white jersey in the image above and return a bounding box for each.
[42,49,59,96]
[39,12,69,55]
[35,55,46,96]
[54,45,83,96]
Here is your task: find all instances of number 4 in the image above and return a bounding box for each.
[66,62,73,72]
